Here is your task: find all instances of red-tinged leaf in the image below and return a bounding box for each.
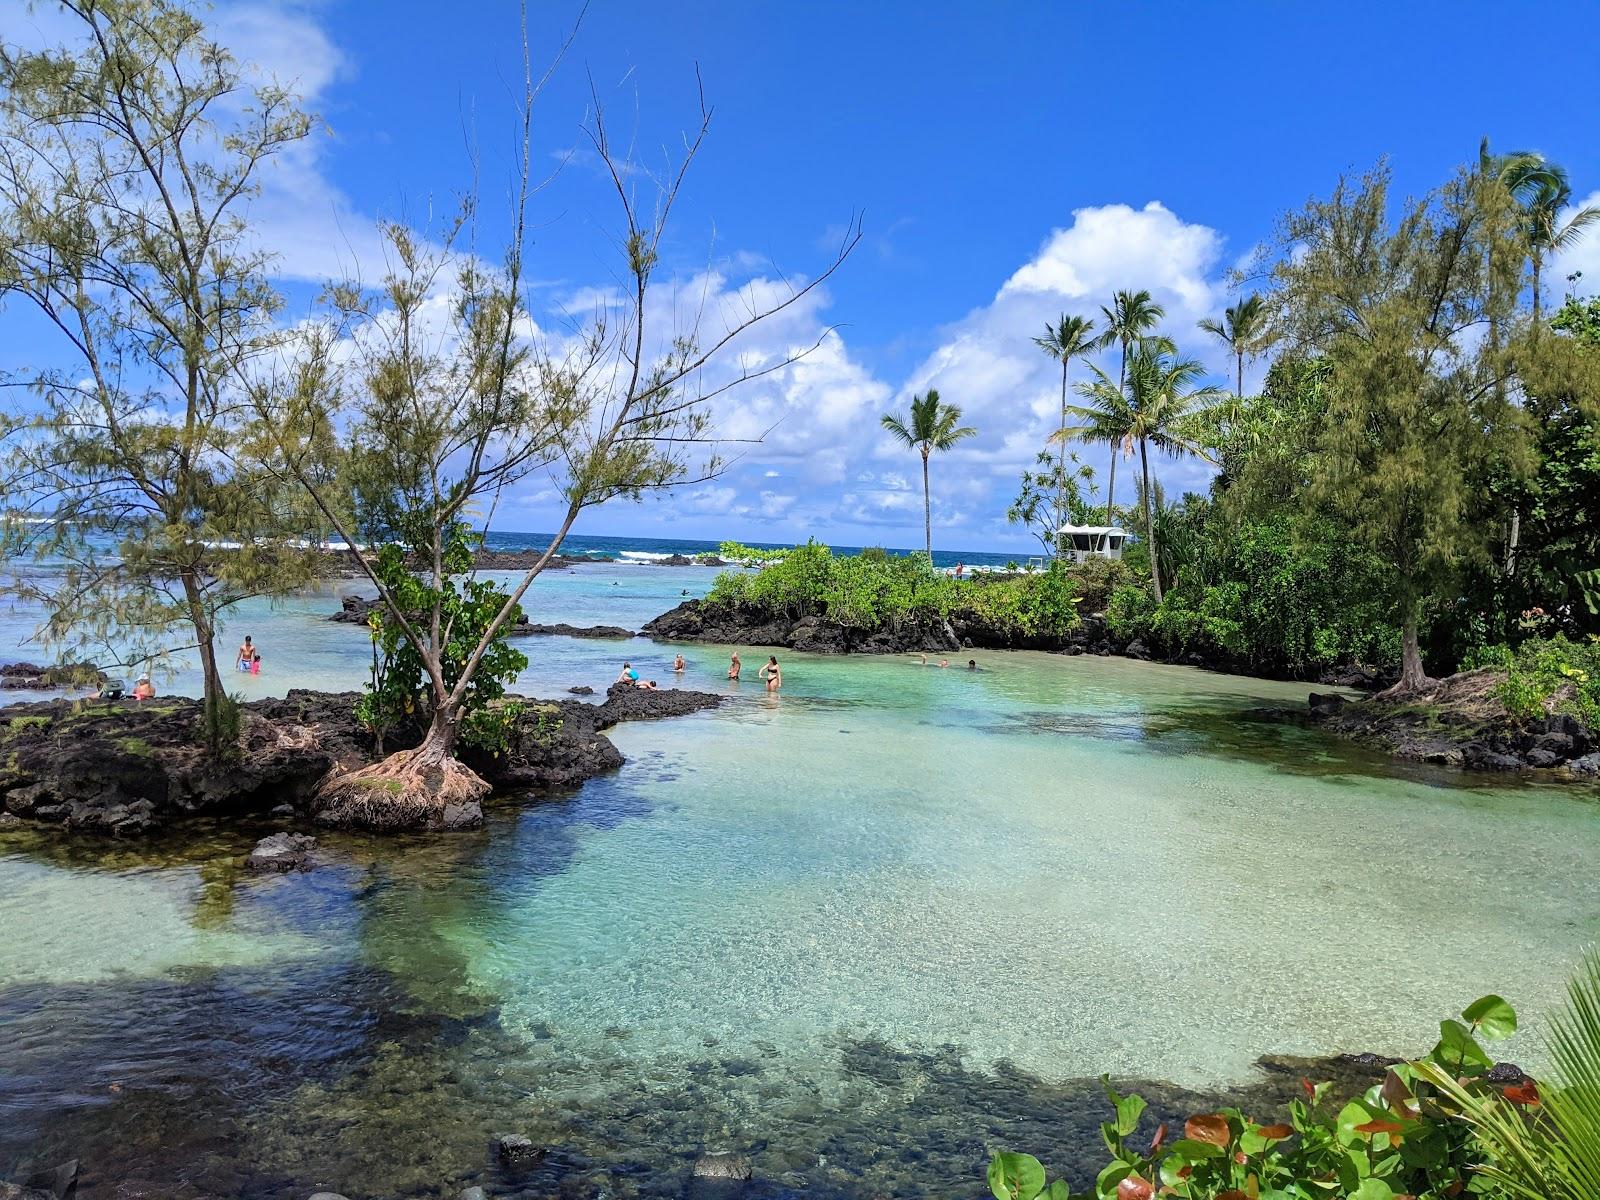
[1116,1176,1153,1200]
[1354,1118,1405,1142]
[1216,1192,1250,1200]
[1148,1122,1169,1155]
[1300,1077,1315,1099]
[1233,1152,1247,1165]
[1503,1081,1541,1106]
[1184,1113,1231,1148]
[1255,1123,1293,1140]
[1177,1166,1192,1180]
[1381,1070,1413,1108]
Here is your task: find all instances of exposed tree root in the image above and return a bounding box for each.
[311,748,488,832]
[1376,675,1440,702]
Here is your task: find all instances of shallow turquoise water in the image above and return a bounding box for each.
[2,562,1598,1198]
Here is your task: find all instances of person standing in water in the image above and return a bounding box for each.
[236,635,255,671]
[759,655,781,692]
[673,653,686,673]
[728,652,741,680]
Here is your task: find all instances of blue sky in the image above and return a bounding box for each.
[5,0,1599,552]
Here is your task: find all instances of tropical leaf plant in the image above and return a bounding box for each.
[1417,948,1600,1200]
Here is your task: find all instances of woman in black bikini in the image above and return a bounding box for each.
[759,655,781,692]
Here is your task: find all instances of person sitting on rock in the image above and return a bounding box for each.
[132,674,155,700]
[616,662,639,684]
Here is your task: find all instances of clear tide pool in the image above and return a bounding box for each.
[2,561,1598,1199]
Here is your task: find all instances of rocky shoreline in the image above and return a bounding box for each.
[639,597,1398,690]
[0,683,720,837]
[1302,668,1600,777]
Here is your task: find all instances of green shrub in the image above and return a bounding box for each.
[990,991,1532,1200]
[717,540,792,566]
[355,525,528,754]
[1489,634,1600,725]
[703,543,1080,640]
[1106,583,1156,641]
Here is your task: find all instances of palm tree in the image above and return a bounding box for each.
[1197,293,1274,397]
[1033,314,1100,552]
[1121,345,1224,602]
[1090,290,1165,530]
[1054,364,1135,531]
[1498,152,1600,325]
[880,389,976,560]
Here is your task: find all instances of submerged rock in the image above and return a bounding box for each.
[495,1133,545,1165]
[245,832,317,872]
[568,685,595,695]
[693,1152,753,1181]
[0,1159,78,1200]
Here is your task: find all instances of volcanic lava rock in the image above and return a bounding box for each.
[245,832,317,872]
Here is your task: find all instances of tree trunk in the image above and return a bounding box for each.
[922,450,932,561]
[1104,445,1118,528]
[1236,349,1244,399]
[1055,358,1068,552]
[415,703,461,770]
[1389,609,1433,696]
[179,567,227,755]
[1140,437,1162,604]
[1532,253,1543,329]
[1507,509,1521,575]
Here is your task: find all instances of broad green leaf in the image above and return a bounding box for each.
[989,1153,1046,1200]
[1166,1138,1225,1160]
[1461,994,1517,1040]
[1350,1180,1393,1200]
[1114,1094,1147,1137]
[1335,1100,1377,1146]
[1432,1018,1492,1070]
[1046,1180,1072,1200]
[1096,1159,1132,1196]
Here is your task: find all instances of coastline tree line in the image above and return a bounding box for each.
[2,0,1599,817]
[981,149,1600,701]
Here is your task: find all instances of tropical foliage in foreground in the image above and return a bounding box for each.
[707,541,1080,640]
[990,949,1600,1199]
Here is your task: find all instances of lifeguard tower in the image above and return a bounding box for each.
[1053,524,1127,563]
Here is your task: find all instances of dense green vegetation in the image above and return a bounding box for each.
[1469,635,1600,727]
[1027,153,1600,691]
[707,541,1081,641]
[990,950,1600,1199]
